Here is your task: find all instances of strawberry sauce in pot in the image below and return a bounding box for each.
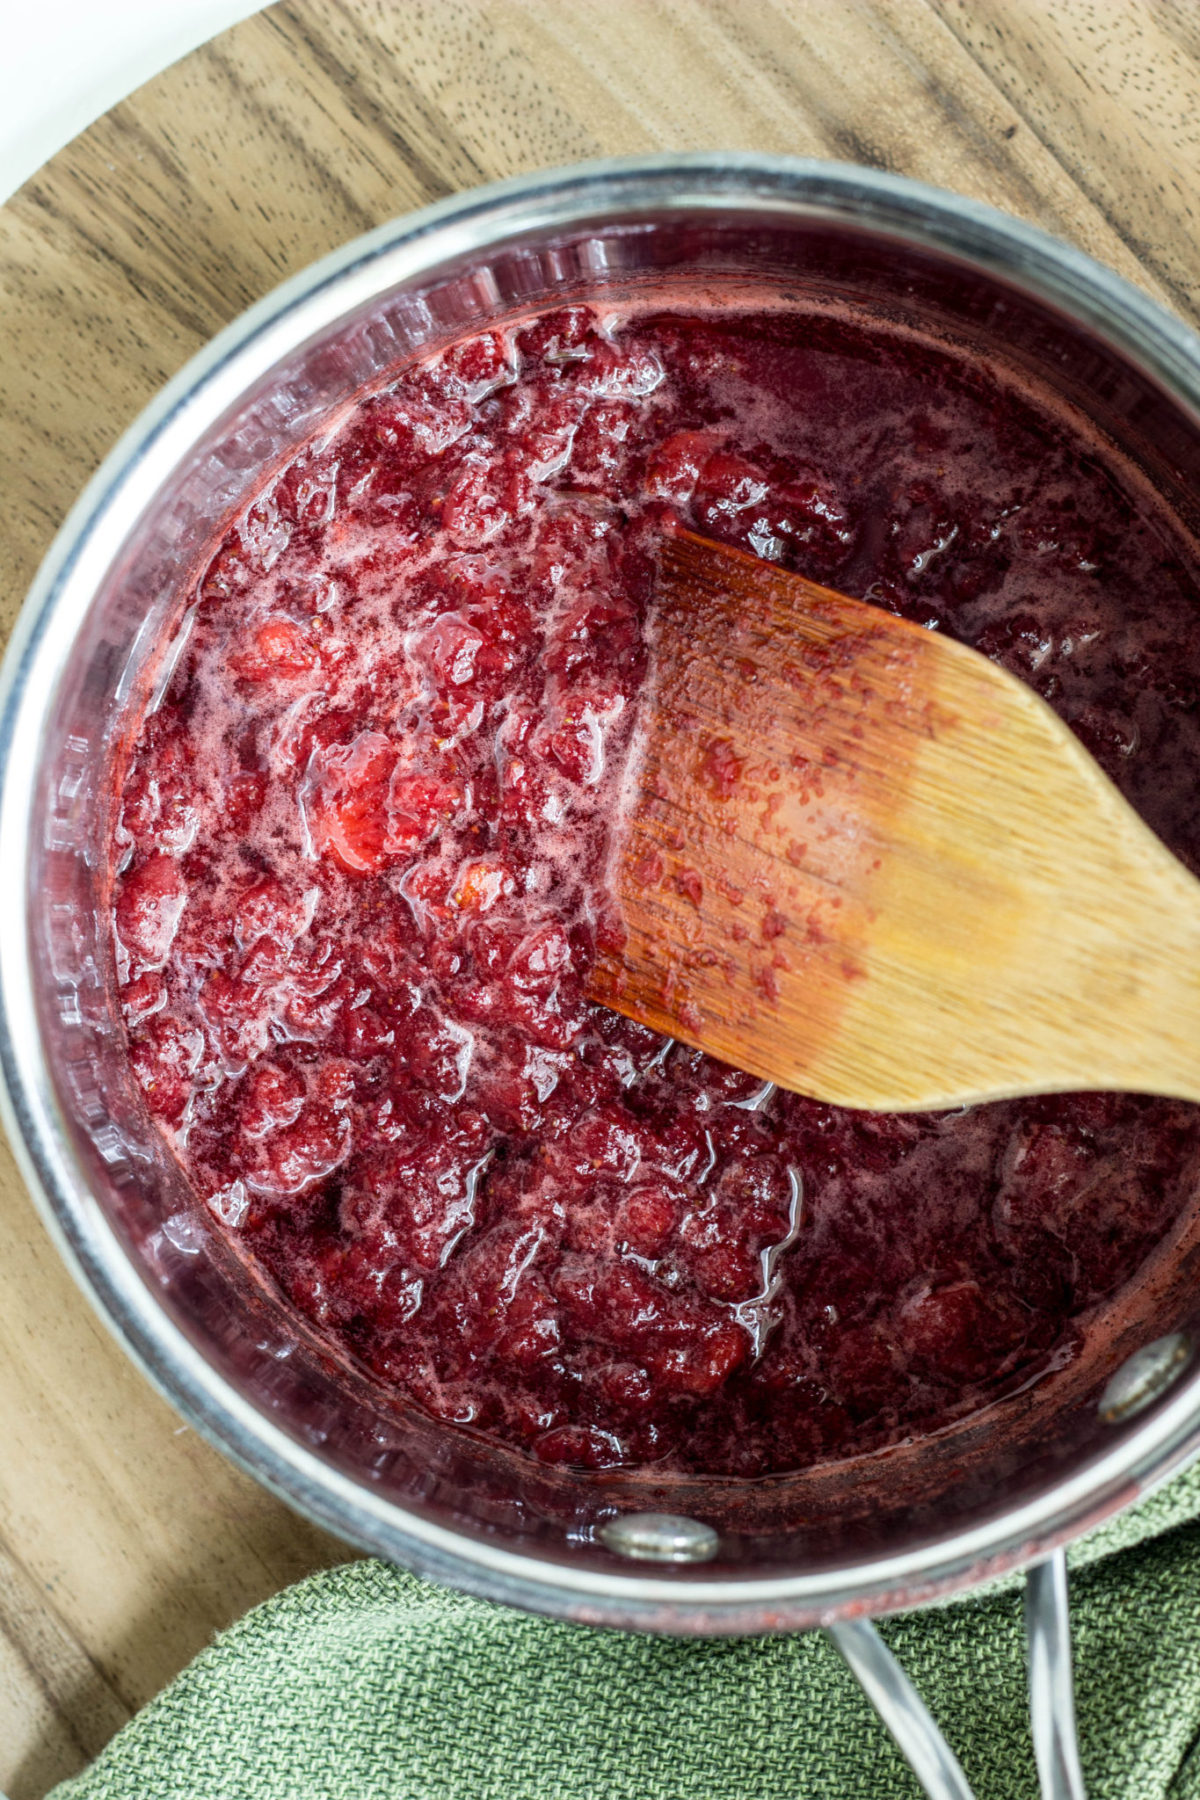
[110,302,1200,1477]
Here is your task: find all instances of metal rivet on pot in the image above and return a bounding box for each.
[598,1512,720,1563]
[1099,1332,1194,1424]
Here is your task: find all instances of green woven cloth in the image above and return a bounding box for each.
[51,1459,1200,1800]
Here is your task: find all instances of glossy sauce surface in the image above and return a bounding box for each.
[112,304,1200,1474]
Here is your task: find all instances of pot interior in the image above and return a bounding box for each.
[25,192,1200,1615]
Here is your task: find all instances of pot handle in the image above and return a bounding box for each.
[827,1615,976,1800]
[1025,1549,1087,1800]
[827,1549,1086,1800]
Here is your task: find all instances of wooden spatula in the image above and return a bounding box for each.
[586,529,1200,1112]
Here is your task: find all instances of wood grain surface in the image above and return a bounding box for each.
[3,2,1200,1792]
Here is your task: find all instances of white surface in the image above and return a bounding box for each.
[0,0,267,203]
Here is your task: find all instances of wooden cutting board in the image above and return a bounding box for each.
[3,3,1200,1792]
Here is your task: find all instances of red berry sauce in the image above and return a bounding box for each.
[111,302,1200,1476]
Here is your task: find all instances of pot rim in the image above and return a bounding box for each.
[5,151,1200,1632]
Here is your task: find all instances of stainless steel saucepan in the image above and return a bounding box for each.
[5,156,1200,1800]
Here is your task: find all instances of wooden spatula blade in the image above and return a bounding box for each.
[587,530,1200,1111]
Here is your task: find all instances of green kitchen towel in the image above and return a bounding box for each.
[49,1458,1200,1800]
